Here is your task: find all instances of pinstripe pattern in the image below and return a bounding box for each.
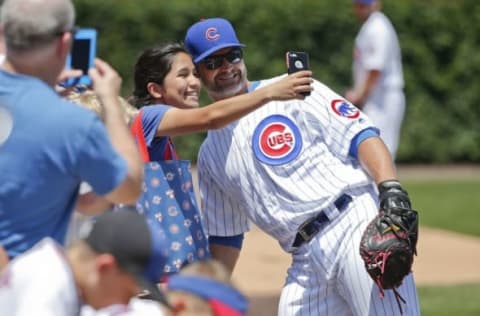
[278,187,419,315]
[197,76,419,314]
[198,77,374,249]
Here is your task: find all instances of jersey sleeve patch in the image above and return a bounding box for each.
[331,99,360,119]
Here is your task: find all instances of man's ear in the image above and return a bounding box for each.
[171,299,187,315]
[146,82,164,100]
[95,253,116,273]
[57,31,72,60]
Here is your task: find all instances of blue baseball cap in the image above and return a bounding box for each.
[84,209,169,305]
[168,275,248,316]
[184,18,246,63]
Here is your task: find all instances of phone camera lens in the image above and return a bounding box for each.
[294,60,304,69]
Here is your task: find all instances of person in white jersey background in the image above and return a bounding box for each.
[184,17,420,315]
[0,210,170,316]
[345,0,406,159]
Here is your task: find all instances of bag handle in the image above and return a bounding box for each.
[164,138,179,160]
[130,111,179,162]
[130,111,150,162]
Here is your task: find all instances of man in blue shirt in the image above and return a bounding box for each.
[0,0,143,261]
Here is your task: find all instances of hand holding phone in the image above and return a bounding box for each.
[286,51,311,97]
[88,58,123,101]
[63,28,97,87]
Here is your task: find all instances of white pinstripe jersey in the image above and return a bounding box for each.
[198,76,377,252]
[353,11,404,98]
[0,238,80,315]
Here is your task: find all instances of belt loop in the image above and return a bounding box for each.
[293,193,352,248]
[334,194,352,212]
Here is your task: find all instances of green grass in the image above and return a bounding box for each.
[403,180,480,237]
[419,284,480,316]
[402,180,480,314]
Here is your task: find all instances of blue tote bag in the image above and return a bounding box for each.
[130,112,210,274]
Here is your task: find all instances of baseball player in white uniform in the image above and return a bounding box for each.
[345,0,405,159]
[184,18,420,315]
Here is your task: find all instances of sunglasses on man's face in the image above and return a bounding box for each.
[202,48,243,70]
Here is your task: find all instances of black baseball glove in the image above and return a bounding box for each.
[359,180,419,311]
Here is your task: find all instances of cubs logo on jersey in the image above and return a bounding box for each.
[331,99,360,119]
[252,115,302,166]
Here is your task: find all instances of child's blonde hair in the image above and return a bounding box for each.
[178,259,231,284]
[66,90,138,124]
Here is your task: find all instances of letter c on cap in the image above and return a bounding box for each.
[205,27,219,40]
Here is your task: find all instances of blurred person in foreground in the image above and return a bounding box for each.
[79,259,247,315]
[127,259,248,316]
[64,90,139,247]
[165,260,248,316]
[345,0,406,159]
[0,0,143,264]
[0,210,169,316]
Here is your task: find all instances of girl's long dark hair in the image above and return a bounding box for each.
[130,42,188,109]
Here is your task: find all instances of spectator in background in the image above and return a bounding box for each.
[0,210,170,316]
[0,0,143,260]
[345,0,406,159]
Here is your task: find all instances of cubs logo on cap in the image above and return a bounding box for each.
[205,27,220,40]
[331,99,360,119]
[252,115,302,166]
[185,17,246,63]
